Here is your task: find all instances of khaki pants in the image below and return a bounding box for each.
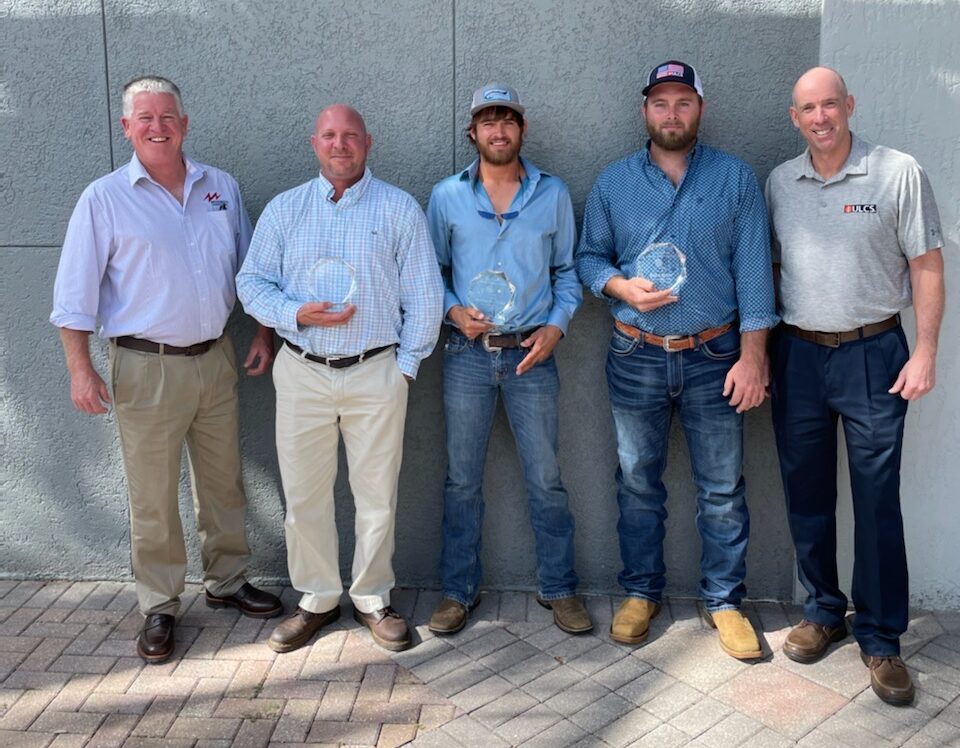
[273,344,408,615]
[110,335,250,616]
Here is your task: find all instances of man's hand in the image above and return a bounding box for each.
[516,325,563,376]
[604,275,678,313]
[70,367,112,415]
[296,302,356,327]
[449,305,494,340]
[722,329,769,414]
[244,325,275,376]
[889,348,936,400]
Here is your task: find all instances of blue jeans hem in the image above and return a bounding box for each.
[704,602,739,613]
[622,592,661,605]
[538,590,578,602]
[441,591,477,608]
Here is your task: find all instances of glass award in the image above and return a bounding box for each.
[309,257,357,310]
[631,242,687,293]
[467,270,516,328]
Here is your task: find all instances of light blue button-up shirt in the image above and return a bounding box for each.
[236,169,443,378]
[426,157,582,334]
[577,142,778,336]
[50,154,253,346]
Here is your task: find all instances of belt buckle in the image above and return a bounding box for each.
[661,334,683,352]
[819,332,841,348]
[481,332,502,353]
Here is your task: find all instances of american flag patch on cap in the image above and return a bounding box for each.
[656,63,686,79]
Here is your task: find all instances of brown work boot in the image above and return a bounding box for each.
[861,652,915,706]
[783,619,847,663]
[268,606,340,653]
[137,613,175,664]
[610,598,661,645]
[703,608,762,660]
[354,606,411,652]
[428,598,477,635]
[537,596,594,634]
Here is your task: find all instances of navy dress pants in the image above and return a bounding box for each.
[771,325,910,656]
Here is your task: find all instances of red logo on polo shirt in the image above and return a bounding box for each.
[204,192,221,202]
[843,204,877,213]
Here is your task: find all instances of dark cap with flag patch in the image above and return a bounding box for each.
[642,60,704,97]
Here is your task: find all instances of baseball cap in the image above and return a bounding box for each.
[470,83,525,116]
[641,60,704,97]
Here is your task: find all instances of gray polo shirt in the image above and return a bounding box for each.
[765,134,942,331]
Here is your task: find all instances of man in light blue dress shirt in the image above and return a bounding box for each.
[425,84,591,636]
[51,76,282,665]
[576,61,777,658]
[237,104,443,654]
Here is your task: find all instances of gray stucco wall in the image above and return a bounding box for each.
[3,1,822,601]
[820,0,960,610]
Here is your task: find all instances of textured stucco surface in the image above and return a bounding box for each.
[820,0,960,609]
[3,1,827,602]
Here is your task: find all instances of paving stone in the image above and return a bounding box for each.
[518,717,589,747]
[85,712,139,747]
[223,616,266,646]
[213,698,284,720]
[166,716,241,740]
[566,641,629,677]
[3,582,46,608]
[918,640,960,670]
[226,659,273,699]
[583,595,615,630]
[18,637,71,671]
[902,716,960,747]
[745,727,804,747]
[2,670,72,691]
[417,704,458,731]
[130,694,187,737]
[796,727,853,747]
[388,684,451,706]
[524,623,569,652]
[173,659,238,680]
[615,667,677,706]
[499,593,528,622]
[63,624,114,656]
[307,719,378,744]
[473,593,502,623]
[713,664,848,740]
[0,687,56,730]
[665,599,702,632]
[493,702,563,744]
[0,687,24,715]
[520,664,583,702]
[124,737,195,747]
[448,673,514,712]
[49,735,90,748]
[593,654,653,691]
[356,664,397,702]
[569,691,633,732]
[818,711,898,747]
[47,673,101,711]
[82,692,155,715]
[0,608,42,636]
[411,590,443,626]
[0,730,58,747]
[0,636,41,655]
[350,700,420,725]
[377,721,418,748]
[315,681,359,721]
[389,636,454,670]
[476,639,541,675]
[105,588,139,613]
[183,627,231,660]
[667,695,733,738]
[471,689,539,729]
[627,721,689,747]
[771,637,870,698]
[93,657,143,694]
[411,648,472,684]
[543,677,609,716]
[504,621,554,639]
[215,641,276,663]
[694,710,764,747]
[48,655,117,675]
[270,699,317,743]
[28,709,105,734]
[635,629,748,692]
[909,653,960,687]
[592,706,661,747]
[180,677,230,718]
[428,661,493,698]
[456,628,518,661]
[389,588,418,621]
[642,681,705,722]
[439,714,511,747]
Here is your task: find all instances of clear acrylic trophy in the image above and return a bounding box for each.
[467,270,516,329]
[632,242,687,293]
[309,258,357,310]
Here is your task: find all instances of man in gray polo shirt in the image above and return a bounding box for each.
[766,66,944,706]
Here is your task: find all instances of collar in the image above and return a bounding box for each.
[127,151,202,187]
[460,155,546,187]
[795,132,870,183]
[316,167,373,205]
[639,139,702,169]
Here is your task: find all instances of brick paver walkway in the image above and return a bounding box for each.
[1,581,958,746]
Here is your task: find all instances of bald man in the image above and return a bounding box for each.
[766,68,944,705]
[237,105,444,653]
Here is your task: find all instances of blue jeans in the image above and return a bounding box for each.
[606,327,748,611]
[771,326,909,656]
[439,331,578,606]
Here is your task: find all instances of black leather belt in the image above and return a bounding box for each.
[781,315,899,348]
[114,336,218,356]
[480,328,540,352]
[284,340,394,368]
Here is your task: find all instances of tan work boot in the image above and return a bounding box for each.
[610,597,661,644]
[537,596,594,634]
[428,598,476,635]
[703,608,762,660]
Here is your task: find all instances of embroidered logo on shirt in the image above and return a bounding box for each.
[843,204,877,213]
[204,192,221,202]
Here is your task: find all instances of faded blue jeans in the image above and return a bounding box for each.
[438,331,578,606]
[606,326,749,611]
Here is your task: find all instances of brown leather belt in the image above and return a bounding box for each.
[114,336,219,356]
[284,340,394,369]
[781,315,899,348]
[614,320,733,352]
[480,328,539,352]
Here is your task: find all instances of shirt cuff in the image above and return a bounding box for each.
[592,267,622,299]
[396,350,419,380]
[545,308,571,335]
[739,312,780,333]
[443,290,462,319]
[50,313,97,332]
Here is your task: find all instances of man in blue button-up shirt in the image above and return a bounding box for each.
[51,76,282,665]
[425,84,591,637]
[237,104,443,655]
[576,61,777,659]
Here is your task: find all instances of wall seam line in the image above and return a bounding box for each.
[451,0,456,175]
[100,0,115,171]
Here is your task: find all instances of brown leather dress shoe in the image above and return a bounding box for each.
[861,652,915,706]
[268,606,340,653]
[137,613,175,664]
[353,606,411,651]
[206,583,283,619]
[783,619,848,663]
[428,598,478,635]
[537,596,594,634]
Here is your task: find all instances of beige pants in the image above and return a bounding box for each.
[273,344,408,615]
[110,335,250,616]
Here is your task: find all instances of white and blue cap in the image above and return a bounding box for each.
[642,60,704,98]
[470,83,525,116]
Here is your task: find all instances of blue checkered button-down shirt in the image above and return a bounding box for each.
[236,169,443,378]
[576,142,778,336]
